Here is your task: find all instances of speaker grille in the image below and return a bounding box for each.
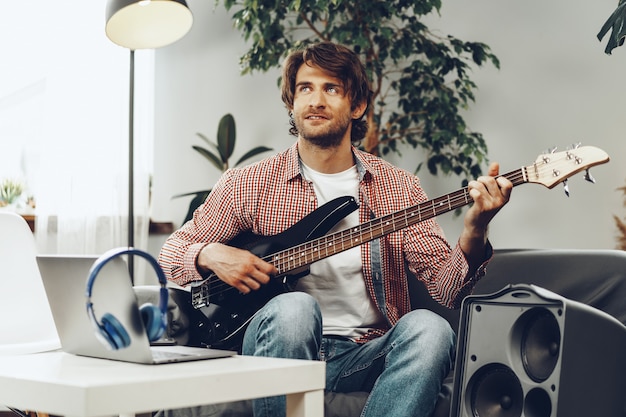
[518,308,561,382]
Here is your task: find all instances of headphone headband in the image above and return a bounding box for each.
[85,247,168,349]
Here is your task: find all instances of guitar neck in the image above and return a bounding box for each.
[268,167,528,275]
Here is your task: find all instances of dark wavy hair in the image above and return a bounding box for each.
[280,42,372,144]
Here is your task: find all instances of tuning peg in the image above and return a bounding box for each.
[542,146,558,163]
[568,142,582,150]
[544,146,558,154]
[584,169,596,184]
[565,150,583,164]
[563,179,570,197]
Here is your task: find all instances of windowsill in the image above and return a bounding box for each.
[19,214,174,236]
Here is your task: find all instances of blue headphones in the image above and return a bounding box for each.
[85,247,168,350]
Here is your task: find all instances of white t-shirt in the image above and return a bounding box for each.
[296,163,385,339]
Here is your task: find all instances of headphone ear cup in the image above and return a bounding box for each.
[87,247,169,348]
[140,303,165,342]
[100,313,131,350]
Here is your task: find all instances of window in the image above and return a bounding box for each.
[0,2,153,254]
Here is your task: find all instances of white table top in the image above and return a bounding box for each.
[0,351,325,417]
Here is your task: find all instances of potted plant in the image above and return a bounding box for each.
[0,178,24,210]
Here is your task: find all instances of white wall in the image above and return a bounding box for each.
[151,0,626,253]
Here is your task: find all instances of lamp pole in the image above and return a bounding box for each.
[105,0,193,284]
[128,49,135,279]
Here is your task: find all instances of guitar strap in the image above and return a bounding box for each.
[368,212,387,322]
[354,159,388,323]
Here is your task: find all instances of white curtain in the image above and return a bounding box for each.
[0,2,153,261]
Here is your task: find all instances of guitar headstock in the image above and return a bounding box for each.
[525,146,610,189]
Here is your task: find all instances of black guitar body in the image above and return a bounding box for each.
[188,195,359,351]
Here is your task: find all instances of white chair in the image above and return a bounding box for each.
[0,212,60,354]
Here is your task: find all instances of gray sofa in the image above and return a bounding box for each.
[143,248,626,417]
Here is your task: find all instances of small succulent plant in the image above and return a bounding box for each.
[0,179,24,206]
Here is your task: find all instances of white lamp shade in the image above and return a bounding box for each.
[105,0,193,50]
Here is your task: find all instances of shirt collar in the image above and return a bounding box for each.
[286,141,376,183]
[285,142,302,182]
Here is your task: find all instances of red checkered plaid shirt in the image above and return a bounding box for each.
[159,143,490,342]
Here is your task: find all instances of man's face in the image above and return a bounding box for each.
[292,62,355,148]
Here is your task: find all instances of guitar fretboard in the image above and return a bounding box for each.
[268,167,528,275]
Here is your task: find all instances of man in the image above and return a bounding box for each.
[159,41,512,417]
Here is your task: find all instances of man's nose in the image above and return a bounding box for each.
[309,90,326,107]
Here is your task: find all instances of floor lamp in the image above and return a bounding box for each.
[105,0,193,282]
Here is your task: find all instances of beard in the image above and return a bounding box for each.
[293,110,353,149]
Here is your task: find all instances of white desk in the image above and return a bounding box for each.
[0,351,325,417]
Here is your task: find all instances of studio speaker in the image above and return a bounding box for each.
[450,284,626,417]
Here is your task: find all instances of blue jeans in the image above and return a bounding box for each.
[242,292,456,417]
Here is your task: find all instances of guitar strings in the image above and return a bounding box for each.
[200,165,538,300]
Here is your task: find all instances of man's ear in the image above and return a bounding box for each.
[352,101,367,120]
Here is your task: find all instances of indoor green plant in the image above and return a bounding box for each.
[174,113,272,223]
[0,178,24,208]
[220,0,499,181]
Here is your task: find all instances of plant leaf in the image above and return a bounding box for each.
[196,132,218,151]
[171,190,211,199]
[181,191,211,224]
[217,114,236,163]
[234,146,273,166]
[192,146,224,171]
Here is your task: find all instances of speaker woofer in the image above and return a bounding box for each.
[468,364,523,417]
[520,308,561,382]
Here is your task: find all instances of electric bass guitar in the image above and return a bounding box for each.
[186,146,609,350]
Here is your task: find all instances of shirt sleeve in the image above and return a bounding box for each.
[158,169,244,286]
[402,179,494,309]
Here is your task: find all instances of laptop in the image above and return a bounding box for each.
[36,254,237,364]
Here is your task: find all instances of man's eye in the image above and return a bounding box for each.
[327,87,338,94]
